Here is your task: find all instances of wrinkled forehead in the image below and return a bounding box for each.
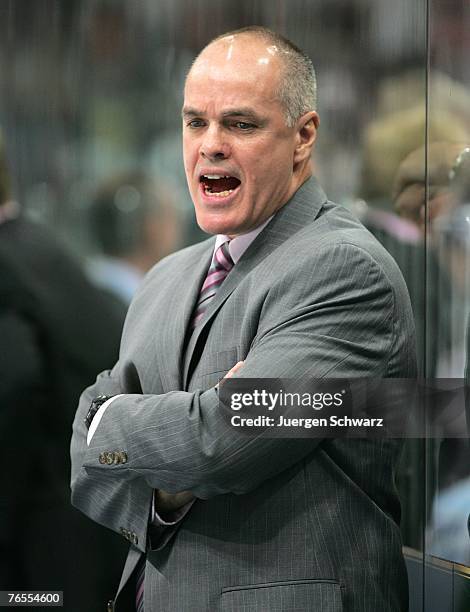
[187,34,284,87]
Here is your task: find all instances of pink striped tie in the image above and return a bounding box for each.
[191,241,234,328]
[135,560,145,612]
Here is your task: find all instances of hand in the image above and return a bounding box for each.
[220,360,245,385]
[393,141,467,229]
[154,489,194,516]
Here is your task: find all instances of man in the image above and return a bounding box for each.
[0,134,127,611]
[87,171,181,306]
[71,27,416,611]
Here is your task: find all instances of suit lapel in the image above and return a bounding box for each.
[182,176,327,389]
[156,238,214,391]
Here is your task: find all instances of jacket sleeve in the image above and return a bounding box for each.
[70,366,156,553]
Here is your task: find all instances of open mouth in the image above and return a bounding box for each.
[199,174,241,197]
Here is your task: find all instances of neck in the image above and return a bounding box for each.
[284,162,313,207]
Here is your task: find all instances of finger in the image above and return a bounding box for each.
[224,360,244,379]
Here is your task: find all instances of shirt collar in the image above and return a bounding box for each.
[213,215,273,265]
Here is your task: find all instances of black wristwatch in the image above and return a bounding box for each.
[84,395,115,430]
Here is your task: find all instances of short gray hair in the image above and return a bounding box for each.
[205,26,317,127]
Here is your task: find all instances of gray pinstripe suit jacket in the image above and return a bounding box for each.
[71,177,416,611]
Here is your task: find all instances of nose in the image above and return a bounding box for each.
[200,125,230,161]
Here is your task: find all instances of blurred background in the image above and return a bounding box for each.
[0,1,469,611]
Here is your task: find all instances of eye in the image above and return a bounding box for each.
[187,119,205,129]
[234,121,256,130]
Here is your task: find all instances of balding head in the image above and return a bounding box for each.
[189,26,317,128]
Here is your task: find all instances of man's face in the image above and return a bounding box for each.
[182,35,308,237]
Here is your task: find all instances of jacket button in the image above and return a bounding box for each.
[105,452,114,465]
[120,451,128,464]
[113,451,121,464]
[99,452,107,464]
[107,600,114,612]
[131,532,138,546]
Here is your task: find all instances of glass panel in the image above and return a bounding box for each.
[454,570,470,612]
[425,0,470,609]
[349,0,428,559]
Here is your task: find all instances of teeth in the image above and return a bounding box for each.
[202,174,232,179]
[204,188,234,197]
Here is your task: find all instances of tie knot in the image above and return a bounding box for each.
[213,241,234,272]
[190,240,234,329]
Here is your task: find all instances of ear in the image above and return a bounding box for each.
[293,111,319,166]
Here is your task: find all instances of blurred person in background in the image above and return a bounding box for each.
[393,142,470,377]
[425,202,470,568]
[358,105,470,377]
[395,142,470,566]
[87,171,181,306]
[0,132,127,611]
[356,100,470,553]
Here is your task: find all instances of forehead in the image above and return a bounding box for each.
[184,35,283,109]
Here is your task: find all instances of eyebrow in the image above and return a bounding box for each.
[182,107,266,124]
[181,107,203,118]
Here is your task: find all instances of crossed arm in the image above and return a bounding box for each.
[154,360,244,514]
[70,241,399,551]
